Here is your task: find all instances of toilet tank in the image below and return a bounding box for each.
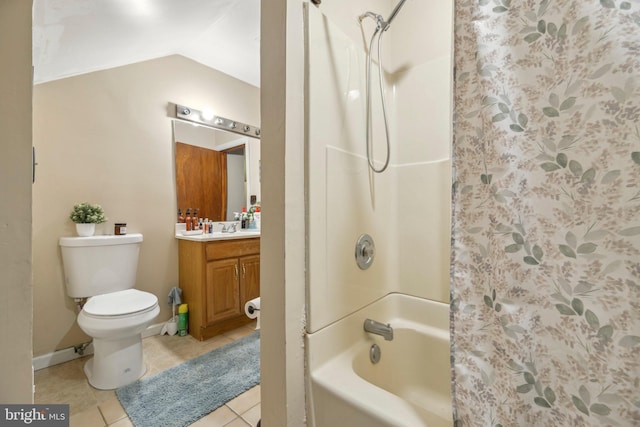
[59,234,143,298]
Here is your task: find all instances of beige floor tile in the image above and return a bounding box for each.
[226,385,261,415]
[240,403,261,427]
[143,333,231,377]
[98,397,127,425]
[69,406,105,427]
[223,324,257,341]
[190,405,238,426]
[91,387,118,405]
[35,357,99,415]
[143,352,185,378]
[200,335,235,353]
[108,416,134,427]
[36,330,260,427]
[142,335,184,365]
[223,417,251,427]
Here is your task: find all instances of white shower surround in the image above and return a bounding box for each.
[306,0,454,333]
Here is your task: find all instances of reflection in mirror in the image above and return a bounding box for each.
[173,120,260,222]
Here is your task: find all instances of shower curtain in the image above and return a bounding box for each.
[450,1,639,425]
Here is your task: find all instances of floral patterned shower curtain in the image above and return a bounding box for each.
[450,0,640,425]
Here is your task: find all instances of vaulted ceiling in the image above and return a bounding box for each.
[32,0,261,87]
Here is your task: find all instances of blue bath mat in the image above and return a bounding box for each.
[116,332,260,427]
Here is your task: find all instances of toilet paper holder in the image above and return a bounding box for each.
[245,297,261,330]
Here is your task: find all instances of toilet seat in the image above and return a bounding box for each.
[83,289,158,318]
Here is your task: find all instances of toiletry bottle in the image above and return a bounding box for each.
[241,206,247,229]
[199,217,203,230]
[185,208,192,231]
[178,208,184,223]
[177,304,189,336]
[193,209,199,230]
[209,220,214,234]
[204,218,209,233]
[254,205,261,229]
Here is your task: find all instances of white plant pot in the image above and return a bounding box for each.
[76,223,96,237]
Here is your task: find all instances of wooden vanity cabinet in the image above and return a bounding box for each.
[178,237,260,341]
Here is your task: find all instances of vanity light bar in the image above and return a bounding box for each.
[175,104,261,139]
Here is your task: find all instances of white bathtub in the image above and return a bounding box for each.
[307,293,452,427]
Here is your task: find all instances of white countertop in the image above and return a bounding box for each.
[175,229,260,242]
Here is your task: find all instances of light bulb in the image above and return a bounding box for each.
[201,110,215,121]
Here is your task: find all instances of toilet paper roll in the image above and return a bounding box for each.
[244,297,261,330]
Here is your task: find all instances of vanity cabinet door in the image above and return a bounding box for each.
[240,254,260,306]
[205,258,241,324]
[178,237,260,341]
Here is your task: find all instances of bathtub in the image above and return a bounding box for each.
[306,293,452,427]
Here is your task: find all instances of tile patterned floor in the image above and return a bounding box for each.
[34,322,260,427]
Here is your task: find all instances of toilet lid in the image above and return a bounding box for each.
[83,289,158,316]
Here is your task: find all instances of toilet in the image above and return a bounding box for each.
[59,233,159,390]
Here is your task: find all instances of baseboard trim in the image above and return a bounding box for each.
[143,321,165,338]
[33,321,166,371]
[33,343,93,371]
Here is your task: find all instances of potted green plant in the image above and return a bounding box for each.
[70,202,107,236]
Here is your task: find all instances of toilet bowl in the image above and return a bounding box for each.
[59,234,159,390]
[78,289,159,390]
[78,289,160,390]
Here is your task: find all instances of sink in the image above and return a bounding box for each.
[176,229,259,241]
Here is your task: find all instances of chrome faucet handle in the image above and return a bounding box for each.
[228,223,237,233]
[218,222,228,232]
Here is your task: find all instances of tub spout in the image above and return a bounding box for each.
[363,319,393,341]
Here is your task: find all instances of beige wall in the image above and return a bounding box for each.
[0,0,34,403]
[32,55,259,356]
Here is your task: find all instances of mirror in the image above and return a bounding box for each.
[173,120,260,222]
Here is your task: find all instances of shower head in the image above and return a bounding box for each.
[358,12,380,22]
[359,0,409,31]
[359,11,381,23]
[359,11,386,30]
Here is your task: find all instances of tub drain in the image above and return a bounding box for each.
[370,344,381,364]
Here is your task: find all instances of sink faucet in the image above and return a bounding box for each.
[219,222,238,233]
[363,319,393,341]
